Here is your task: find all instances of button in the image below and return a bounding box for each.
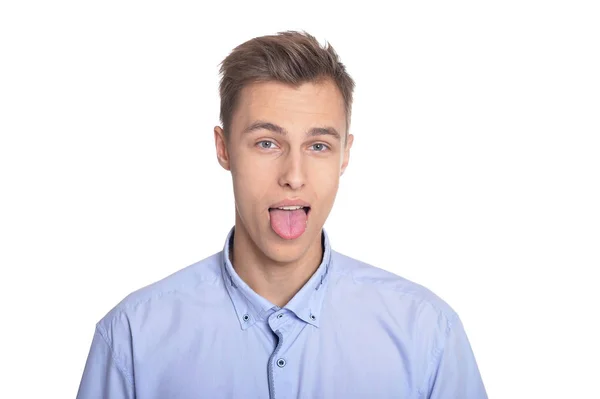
[310,314,316,321]
[277,358,286,368]
[277,313,284,319]
[243,314,250,322]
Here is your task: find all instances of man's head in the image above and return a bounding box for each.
[214,31,355,264]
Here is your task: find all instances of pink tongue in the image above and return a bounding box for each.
[269,209,307,240]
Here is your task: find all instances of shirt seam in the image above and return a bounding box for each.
[416,312,457,398]
[118,275,219,314]
[95,324,135,388]
[344,270,456,322]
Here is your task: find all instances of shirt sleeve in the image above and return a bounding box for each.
[422,314,488,399]
[76,326,135,399]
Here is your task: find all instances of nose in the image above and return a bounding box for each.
[278,150,305,190]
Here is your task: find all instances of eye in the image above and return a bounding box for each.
[310,143,330,152]
[257,140,277,150]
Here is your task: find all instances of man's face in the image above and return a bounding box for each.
[214,79,353,263]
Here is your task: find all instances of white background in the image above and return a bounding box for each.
[1,1,599,397]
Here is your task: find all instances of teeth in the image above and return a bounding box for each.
[277,206,305,210]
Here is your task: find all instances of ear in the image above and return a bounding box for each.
[214,126,231,171]
[340,133,354,176]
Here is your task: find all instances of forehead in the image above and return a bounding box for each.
[231,79,346,135]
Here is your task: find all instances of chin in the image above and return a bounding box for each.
[257,227,318,264]
[234,209,323,264]
[264,248,304,264]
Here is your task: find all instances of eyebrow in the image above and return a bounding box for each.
[242,120,341,140]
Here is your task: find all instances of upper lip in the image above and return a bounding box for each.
[269,199,311,209]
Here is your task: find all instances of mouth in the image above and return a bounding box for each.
[268,205,311,215]
[267,204,311,240]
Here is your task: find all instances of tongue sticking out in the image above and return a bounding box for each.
[269,209,308,240]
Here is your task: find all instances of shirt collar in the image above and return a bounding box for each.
[221,226,332,330]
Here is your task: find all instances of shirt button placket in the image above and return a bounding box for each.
[268,329,285,399]
[268,311,294,399]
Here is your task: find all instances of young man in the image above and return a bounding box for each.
[77,31,488,398]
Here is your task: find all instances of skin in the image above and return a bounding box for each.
[214,78,353,307]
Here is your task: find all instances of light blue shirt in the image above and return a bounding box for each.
[77,227,487,398]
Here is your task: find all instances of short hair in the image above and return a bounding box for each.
[218,31,355,141]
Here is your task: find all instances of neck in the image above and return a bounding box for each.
[230,217,323,308]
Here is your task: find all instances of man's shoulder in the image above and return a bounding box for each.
[96,251,224,330]
[331,251,458,323]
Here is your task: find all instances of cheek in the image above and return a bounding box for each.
[233,160,272,192]
[309,165,340,201]
[231,153,273,210]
